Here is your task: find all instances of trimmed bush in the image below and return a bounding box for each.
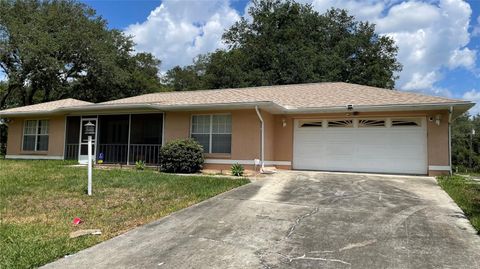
[159,139,204,173]
[231,163,244,176]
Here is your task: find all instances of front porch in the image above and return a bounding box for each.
[64,113,163,165]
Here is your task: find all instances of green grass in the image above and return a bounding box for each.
[0,160,249,268]
[437,175,480,233]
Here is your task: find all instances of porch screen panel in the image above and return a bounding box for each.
[65,116,80,160]
[129,113,163,164]
[98,115,129,163]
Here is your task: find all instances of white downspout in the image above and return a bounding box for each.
[448,106,453,175]
[255,106,265,172]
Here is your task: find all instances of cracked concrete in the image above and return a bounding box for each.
[42,171,480,269]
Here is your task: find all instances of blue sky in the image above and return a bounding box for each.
[4,0,480,113]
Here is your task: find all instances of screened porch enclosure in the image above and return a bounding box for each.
[65,113,163,165]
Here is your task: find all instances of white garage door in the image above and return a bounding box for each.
[293,118,428,174]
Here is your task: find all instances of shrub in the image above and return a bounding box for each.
[231,163,244,176]
[159,139,204,173]
[135,160,146,170]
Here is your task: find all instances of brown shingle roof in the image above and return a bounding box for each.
[102,82,467,109]
[0,98,92,114]
[0,83,472,117]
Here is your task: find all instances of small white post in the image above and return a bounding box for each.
[87,135,92,196]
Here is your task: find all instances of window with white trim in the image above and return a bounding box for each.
[191,115,231,153]
[23,120,49,151]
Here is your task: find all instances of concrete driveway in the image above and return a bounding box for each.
[43,171,480,269]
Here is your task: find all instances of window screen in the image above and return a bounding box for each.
[130,114,163,144]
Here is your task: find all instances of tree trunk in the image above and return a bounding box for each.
[0,84,15,110]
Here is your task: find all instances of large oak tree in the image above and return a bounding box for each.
[0,0,163,109]
[165,0,402,90]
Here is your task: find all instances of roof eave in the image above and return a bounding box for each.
[0,101,282,117]
[282,102,475,115]
[1,101,474,118]
[64,101,279,112]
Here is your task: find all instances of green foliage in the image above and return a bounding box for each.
[135,160,146,170]
[231,163,245,176]
[0,159,249,268]
[437,175,480,233]
[0,0,163,109]
[451,113,480,172]
[158,139,204,173]
[164,0,401,90]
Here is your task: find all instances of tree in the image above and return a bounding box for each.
[451,113,480,171]
[0,0,163,108]
[165,0,402,90]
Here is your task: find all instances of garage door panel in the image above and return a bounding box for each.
[293,118,427,174]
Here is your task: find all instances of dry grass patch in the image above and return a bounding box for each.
[0,159,249,268]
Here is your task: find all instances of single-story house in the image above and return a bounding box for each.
[0,82,474,176]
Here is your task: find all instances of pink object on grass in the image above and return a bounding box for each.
[73,217,82,225]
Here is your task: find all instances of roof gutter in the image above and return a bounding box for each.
[0,100,473,118]
[283,102,474,116]
[0,101,279,117]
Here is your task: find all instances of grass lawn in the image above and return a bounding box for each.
[437,175,480,233]
[0,159,249,268]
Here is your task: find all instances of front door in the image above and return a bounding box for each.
[78,117,98,164]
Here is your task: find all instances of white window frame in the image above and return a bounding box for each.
[22,119,49,151]
[191,114,232,154]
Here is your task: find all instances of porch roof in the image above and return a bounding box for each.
[0,98,93,117]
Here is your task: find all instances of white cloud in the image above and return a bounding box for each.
[310,0,477,93]
[463,89,480,115]
[473,16,480,36]
[402,71,440,91]
[448,48,476,69]
[125,0,478,94]
[125,0,240,71]
[310,0,385,21]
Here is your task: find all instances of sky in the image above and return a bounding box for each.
[3,0,480,113]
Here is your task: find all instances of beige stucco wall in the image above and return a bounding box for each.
[5,108,451,176]
[6,116,65,157]
[164,109,263,161]
[164,111,190,142]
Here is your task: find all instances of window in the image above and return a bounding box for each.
[358,119,386,127]
[300,120,323,127]
[327,120,353,127]
[23,120,49,151]
[191,115,231,153]
[391,118,421,127]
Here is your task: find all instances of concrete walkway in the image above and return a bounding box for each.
[43,171,480,268]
